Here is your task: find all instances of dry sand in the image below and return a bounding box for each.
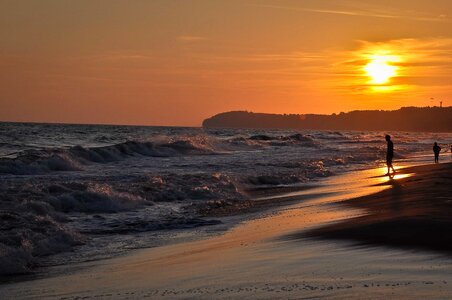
[1,163,451,299]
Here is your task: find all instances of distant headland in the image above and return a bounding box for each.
[202,106,452,132]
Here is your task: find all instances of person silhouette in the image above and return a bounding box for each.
[433,142,441,163]
[385,135,395,176]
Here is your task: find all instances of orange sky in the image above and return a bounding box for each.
[1,0,452,126]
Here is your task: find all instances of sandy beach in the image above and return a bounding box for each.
[1,162,451,299]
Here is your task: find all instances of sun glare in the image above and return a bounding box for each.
[364,55,399,85]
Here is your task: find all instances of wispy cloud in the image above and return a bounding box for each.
[252,3,448,23]
[193,52,325,64]
[177,35,207,42]
[70,51,155,62]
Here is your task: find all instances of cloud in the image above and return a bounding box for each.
[193,52,325,64]
[177,36,207,42]
[252,3,448,23]
[70,51,155,62]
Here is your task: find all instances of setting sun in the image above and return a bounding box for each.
[364,55,399,85]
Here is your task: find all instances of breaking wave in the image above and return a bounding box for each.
[0,133,321,175]
[0,172,245,275]
[0,139,219,175]
[0,212,83,275]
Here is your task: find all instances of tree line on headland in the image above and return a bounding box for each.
[202,107,452,132]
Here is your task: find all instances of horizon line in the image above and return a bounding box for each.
[1,105,450,128]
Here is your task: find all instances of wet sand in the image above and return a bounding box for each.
[1,163,451,299]
[304,163,452,254]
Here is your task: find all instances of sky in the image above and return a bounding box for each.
[1,0,452,126]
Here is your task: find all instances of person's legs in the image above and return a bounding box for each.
[386,159,395,175]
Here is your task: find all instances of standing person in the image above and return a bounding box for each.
[385,135,396,176]
[433,142,441,163]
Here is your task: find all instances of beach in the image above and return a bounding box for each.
[1,162,451,299]
[306,162,452,254]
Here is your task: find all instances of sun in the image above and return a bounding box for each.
[364,55,399,85]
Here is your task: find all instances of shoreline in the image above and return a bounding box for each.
[1,162,451,298]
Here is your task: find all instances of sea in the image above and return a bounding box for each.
[1,122,451,276]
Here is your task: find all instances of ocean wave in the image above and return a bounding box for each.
[0,133,322,175]
[0,212,83,275]
[224,133,318,149]
[249,133,315,143]
[0,172,245,275]
[0,139,219,175]
[48,184,151,213]
[0,152,84,174]
[244,160,332,186]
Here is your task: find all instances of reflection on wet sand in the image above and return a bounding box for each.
[304,163,452,256]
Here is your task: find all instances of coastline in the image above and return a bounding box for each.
[1,161,451,299]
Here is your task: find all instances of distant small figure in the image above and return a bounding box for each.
[385,135,395,176]
[433,142,441,163]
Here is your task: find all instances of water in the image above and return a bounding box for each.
[0,122,451,276]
